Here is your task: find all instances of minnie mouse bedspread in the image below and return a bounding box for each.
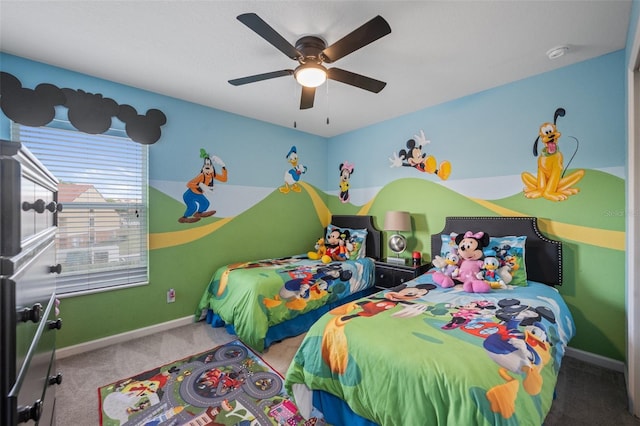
[196,256,375,352]
[285,271,576,426]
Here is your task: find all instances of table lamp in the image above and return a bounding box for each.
[384,210,411,265]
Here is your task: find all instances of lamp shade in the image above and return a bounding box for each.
[384,211,411,232]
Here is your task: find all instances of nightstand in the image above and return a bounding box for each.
[374,261,431,289]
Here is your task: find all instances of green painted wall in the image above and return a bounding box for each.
[56,186,327,345]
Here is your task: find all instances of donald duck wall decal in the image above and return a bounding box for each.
[279,146,307,194]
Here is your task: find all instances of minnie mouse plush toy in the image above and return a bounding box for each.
[433,231,492,293]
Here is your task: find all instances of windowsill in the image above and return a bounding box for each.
[56,280,149,299]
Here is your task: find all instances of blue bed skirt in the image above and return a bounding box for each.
[313,391,377,426]
[205,286,378,350]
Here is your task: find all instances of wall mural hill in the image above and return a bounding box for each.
[148,167,625,360]
[150,168,624,253]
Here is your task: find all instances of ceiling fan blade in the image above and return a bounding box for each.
[228,69,293,86]
[327,68,386,93]
[300,86,316,109]
[321,15,391,63]
[237,13,302,60]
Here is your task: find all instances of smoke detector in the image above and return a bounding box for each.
[546,45,569,60]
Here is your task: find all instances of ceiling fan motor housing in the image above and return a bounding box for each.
[295,36,327,64]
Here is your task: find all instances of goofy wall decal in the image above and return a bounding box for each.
[178,148,228,223]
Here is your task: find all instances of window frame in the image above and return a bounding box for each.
[12,122,149,296]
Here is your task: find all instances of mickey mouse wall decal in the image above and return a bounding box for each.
[389,130,451,180]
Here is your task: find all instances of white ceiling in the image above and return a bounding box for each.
[0,0,632,138]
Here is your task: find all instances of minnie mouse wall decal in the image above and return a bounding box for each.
[338,161,354,203]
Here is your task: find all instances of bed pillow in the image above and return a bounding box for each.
[439,233,528,287]
[326,224,368,260]
[439,233,458,259]
[487,235,528,286]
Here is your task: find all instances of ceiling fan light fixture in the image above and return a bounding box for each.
[294,63,327,88]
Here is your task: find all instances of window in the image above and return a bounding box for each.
[13,122,148,295]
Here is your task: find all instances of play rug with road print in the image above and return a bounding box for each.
[98,340,320,426]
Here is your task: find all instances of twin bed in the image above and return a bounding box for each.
[285,216,575,425]
[196,215,381,352]
[197,215,576,425]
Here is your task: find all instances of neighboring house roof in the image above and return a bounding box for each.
[58,183,105,203]
[57,183,122,236]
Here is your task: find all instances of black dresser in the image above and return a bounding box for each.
[1,140,63,425]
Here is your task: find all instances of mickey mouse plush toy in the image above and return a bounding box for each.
[434,231,492,293]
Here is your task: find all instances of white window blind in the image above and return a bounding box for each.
[13,123,148,295]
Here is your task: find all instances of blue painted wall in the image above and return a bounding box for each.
[327,52,624,190]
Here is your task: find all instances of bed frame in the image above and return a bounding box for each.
[207,215,382,350]
[258,215,381,348]
[302,216,566,425]
[431,216,562,286]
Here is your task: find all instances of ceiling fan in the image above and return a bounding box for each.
[228,13,391,110]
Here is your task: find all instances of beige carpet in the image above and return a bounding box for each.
[56,322,304,425]
[55,322,638,425]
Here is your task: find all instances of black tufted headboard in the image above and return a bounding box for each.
[431,216,562,286]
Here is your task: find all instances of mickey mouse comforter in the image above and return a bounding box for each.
[285,271,576,426]
[196,256,375,352]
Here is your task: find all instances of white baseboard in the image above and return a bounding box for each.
[56,315,195,359]
[565,346,625,372]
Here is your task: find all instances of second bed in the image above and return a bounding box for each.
[285,216,576,425]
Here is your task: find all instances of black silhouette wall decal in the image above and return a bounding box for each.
[0,72,167,144]
[0,72,65,127]
[118,104,167,145]
[61,88,119,135]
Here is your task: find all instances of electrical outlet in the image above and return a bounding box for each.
[167,288,176,303]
